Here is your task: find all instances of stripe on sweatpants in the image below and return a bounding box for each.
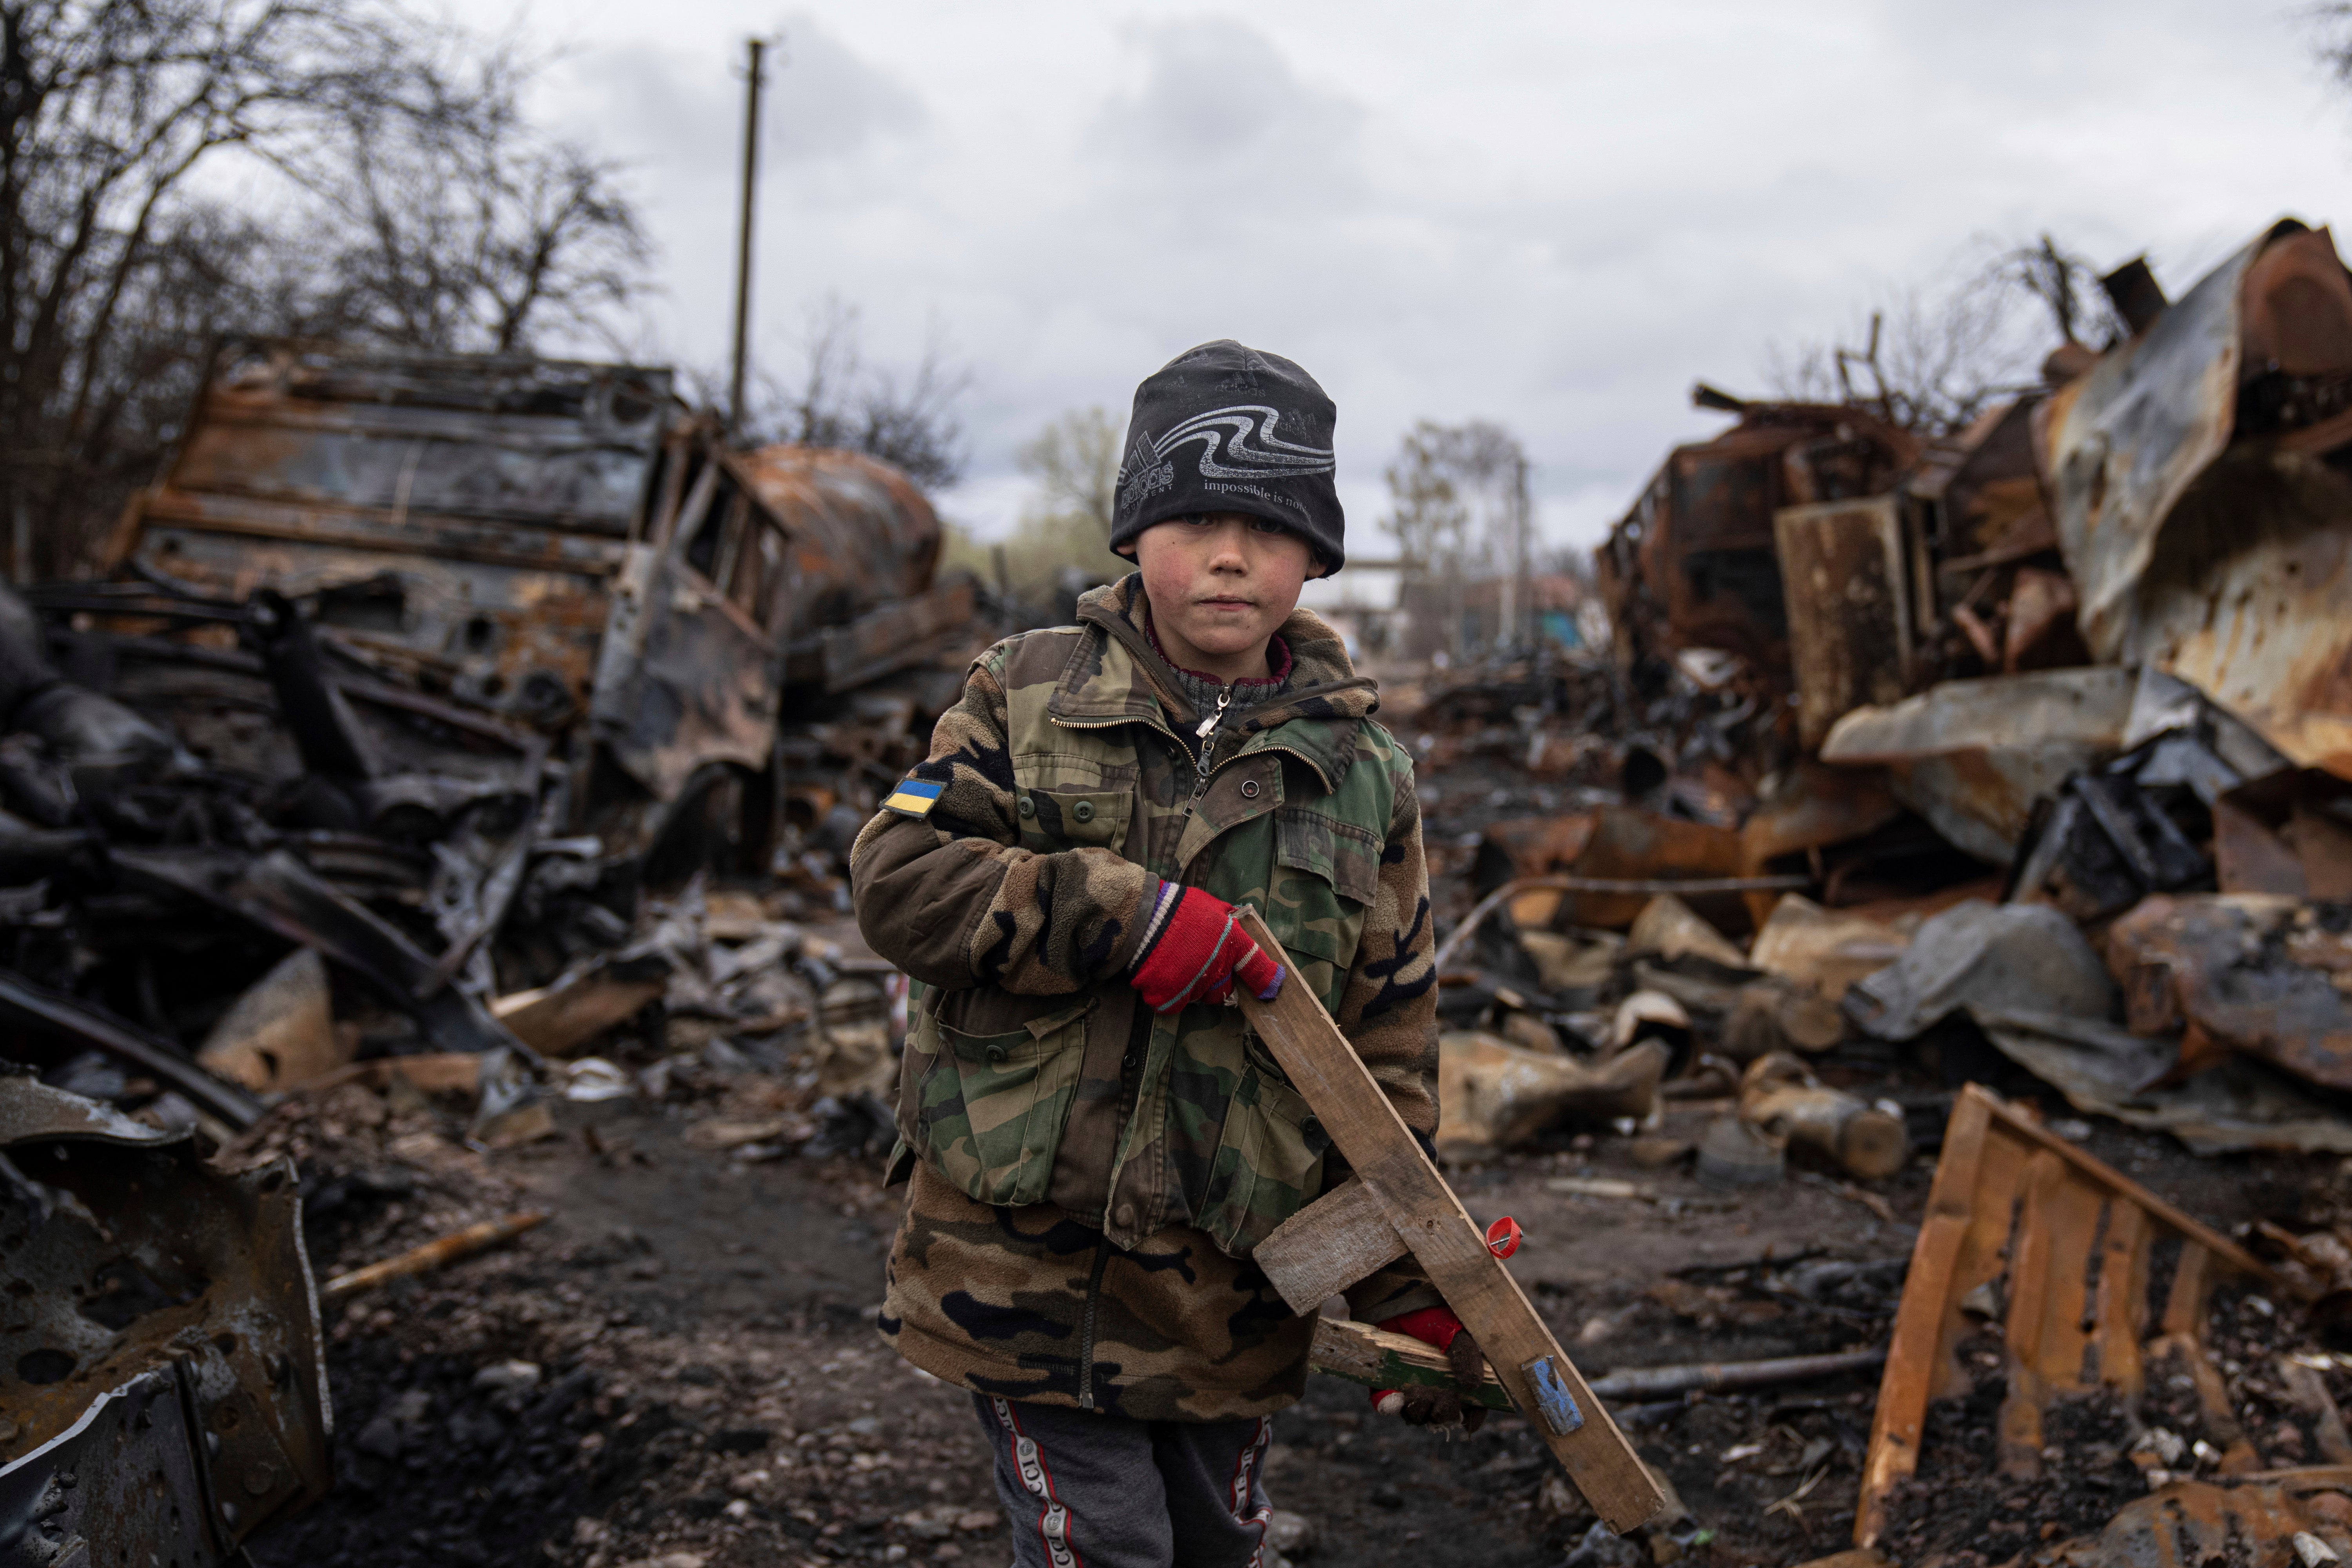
[994,1396,1082,1568]
[1228,1415,1274,1568]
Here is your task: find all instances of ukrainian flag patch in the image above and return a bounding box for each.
[882,776,946,819]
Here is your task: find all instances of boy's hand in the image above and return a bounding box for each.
[1127,883,1285,1013]
[1371,1307,1488,1432]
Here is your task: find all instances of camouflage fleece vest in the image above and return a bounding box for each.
[892,594,1403,1259]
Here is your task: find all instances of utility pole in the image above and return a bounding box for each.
[728,35,772,435]
[1512,453,1532,649]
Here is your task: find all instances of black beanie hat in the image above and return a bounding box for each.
[1109,339,1345,570]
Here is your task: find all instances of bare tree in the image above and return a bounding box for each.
[0,2,660,576]
[0,0,423,572]
[1990,233,2123,349]
[1762,233,2123,436]
[729,296,970,490]
[281,43,651,356]
[1382,418,1534,656]
[1383,420,1526,572]
[1381,421,1472,570]
[2316,4,2352,89]
[1016,406,1120,539]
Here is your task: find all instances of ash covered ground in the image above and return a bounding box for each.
[223,755,2343,1568]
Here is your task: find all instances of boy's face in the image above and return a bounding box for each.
[1127,512,1319,679]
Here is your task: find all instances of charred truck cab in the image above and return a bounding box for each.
[100,337,974,882]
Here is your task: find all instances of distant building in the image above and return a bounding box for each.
[1397,570,1588,662]
[1296,559,1404,661]
[1300,559,1590,664]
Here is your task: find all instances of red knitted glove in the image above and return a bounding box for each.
[1127,882,1284,1013]
[1372,1307,1486,1431]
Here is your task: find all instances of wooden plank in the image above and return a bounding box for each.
[1233,907,1667,1534]
[1255,1178,1407,1316]
[1933,1107,2031,1404]
[1971,1088,2287,1291]
[2094,1201,2150,1396]
[2025,1166,2105,1394]
[2162,1242,2214,1339]
[1996,1151,2065,1477]
[1309,1316,1510,1410]
[1855,1088,1991,1549]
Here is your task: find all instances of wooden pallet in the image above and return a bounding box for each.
[1234,908,1669,1534]
[1853,1084,2293,1548]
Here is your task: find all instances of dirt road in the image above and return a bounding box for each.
[229,1052,2305,1568]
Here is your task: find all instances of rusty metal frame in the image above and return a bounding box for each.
[0,1072,330,1561]
[1855,1084,2287,1548]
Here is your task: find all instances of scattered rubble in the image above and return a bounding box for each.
[11,213,2352,1563]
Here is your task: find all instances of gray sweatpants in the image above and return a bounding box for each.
[970,1394,1276,1568]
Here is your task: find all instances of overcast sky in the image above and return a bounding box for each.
[477,0,2352,554]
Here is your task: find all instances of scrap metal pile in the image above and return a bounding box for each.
[11,206,2352,1565]
[0,338,989,1565]
[1396,214,2352,1563]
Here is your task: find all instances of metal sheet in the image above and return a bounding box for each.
[1775,495,1912,750]
[2111,448,2352,775]
[113,338,679,718]
[2040,227,2266,657]
[591,444,962,803]
[590,539,783,802]
[2040,219,2352,778]
[1819,668,2139,862]
[0,1367,223,1567]
[0,1073,331,1555]
[2107,894,2352,1094]
[797,581,979,694]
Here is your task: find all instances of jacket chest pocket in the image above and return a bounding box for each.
[1263,806,1381,1012]
[1016,786,1132,853]
[1195,1036,1332,1257]
[904,996,1094,1208]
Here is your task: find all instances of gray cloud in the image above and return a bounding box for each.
[767,14,928,162]
[508,0,2352,553]
[1089,19,1365,207]
[567,12,924,181]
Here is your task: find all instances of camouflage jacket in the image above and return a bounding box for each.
[849,575,1443,1420]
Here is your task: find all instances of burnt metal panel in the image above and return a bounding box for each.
[111,338,682,720]
[589,442,960,803]
[1775,495,1913,751]
[1601,402,1917,688]
[0,1367,223,1567]
[2107,894,2352,1094]
[2039,218,2352,775]
[589,452,784,803]
[2040,227,2264,658]
[736,444,946,639]
[792,581,978,694]
[1819,667,2140,863]
[590,538,784,802]
[0,1072,330,1559]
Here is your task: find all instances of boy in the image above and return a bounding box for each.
[851,340,1465,1568]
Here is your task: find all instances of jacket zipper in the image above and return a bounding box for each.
[1180,688,1232,827]
[1076,1237,1113,1410]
